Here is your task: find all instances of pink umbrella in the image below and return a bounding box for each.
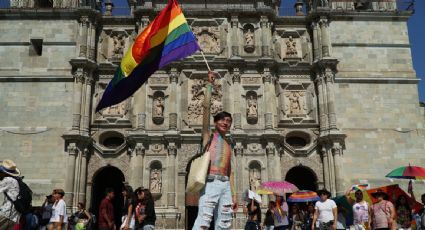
[258,181,299,196]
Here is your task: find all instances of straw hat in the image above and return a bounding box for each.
[0,159,21,177]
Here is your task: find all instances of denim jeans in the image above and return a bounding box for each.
[192,178,233,229]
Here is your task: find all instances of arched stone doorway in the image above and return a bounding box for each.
[91,166,125,229]
[285,166,318,191]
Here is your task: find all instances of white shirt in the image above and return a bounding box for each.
[315,199,337,223]
[0,177,20,222]
[50,199,68,223]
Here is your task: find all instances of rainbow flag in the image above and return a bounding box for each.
[96,0,200,112]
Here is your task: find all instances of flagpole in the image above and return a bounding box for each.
[200,50,211,71]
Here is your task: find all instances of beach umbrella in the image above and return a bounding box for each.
[258,181,299,196]
[385,165,425,180]
[287,190,319,203]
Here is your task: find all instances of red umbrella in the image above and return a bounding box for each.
[258,181,299,196]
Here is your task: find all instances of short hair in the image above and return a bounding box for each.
[53,189,65,197]
[78,202,85,209]
[105,187,114,195]
[213,111,232,122]
[421,193,425,198]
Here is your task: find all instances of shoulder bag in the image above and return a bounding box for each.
[186,135,213,193]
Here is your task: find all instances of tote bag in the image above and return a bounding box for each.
[186,150,211,193]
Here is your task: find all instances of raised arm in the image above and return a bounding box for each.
[201,71,215,148]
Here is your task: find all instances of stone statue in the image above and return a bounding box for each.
[150,169,162,193]
[247,95,258,118]
[288,91,306,114]
[244,29,254,46]
[112,34,125,59]
[153,96,164,117]
[285,36,298,57]
[249,168,261,191]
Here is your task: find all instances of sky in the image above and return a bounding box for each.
[407,0,425,102]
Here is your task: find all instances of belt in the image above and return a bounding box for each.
[207,174,229,182]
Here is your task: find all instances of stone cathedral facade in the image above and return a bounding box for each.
[0,0,424,229]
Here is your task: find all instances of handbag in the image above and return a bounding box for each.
[186,135,212,193]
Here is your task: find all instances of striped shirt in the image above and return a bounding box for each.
[208,132,232,176]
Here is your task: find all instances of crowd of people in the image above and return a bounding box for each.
[0,159,157,230]
[241,188,425,230]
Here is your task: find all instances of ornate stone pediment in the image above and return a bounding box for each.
[192,26,221,54]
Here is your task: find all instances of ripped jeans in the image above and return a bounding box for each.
[192,178,233,230]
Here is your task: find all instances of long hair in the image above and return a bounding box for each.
[395,195,411,211]
[123,185,135,205]
[142,188,154,205]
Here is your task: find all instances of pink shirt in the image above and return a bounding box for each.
[372,200,394,229]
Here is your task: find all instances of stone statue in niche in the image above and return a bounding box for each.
[285,36,298,57]
[247,95,258,118]
[112,34,125,59]
[286,91,306,115]
[152,95,165,124]
[150,169,162,193]
[153,97,164,117]
[249,168,261,191]
[244,28,255,53]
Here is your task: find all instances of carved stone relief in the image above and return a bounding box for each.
[193,26,221,54]
[94,84,129,120]
[284,91,307,116]
[111,33,126,60]
[285,36,298,57]
[187,79,223,125]
[150,168,162,194]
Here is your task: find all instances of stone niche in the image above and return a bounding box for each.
[277,79,317,125]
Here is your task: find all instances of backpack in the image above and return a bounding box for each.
[4,177,33,214]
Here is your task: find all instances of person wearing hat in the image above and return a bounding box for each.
[0,159,21,230]
[312,189,337,230]
[370,189,395,230]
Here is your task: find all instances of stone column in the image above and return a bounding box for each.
[328,148,336,196]
[260,16,270,57]
[72,69,84,131]
[129,143,145,188]
[231,16,239,57]
[65,143,78,206]
[78,149,88,204]
[320,18,330,57]
[79,17,89,58]
[234,143,243,203]
[137,113,146,130]
[325,69,337,130]
[263,68,274,129]
[266,142,279,181]
[167,143,177,207]
[311,22,320,61]
[333,143,344,195]
[321,146,330,189]
[232,68,242,129]
[169,68,178,130]
[82,77,92,133]
[88,23,96,60]
[316,74,328,132]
